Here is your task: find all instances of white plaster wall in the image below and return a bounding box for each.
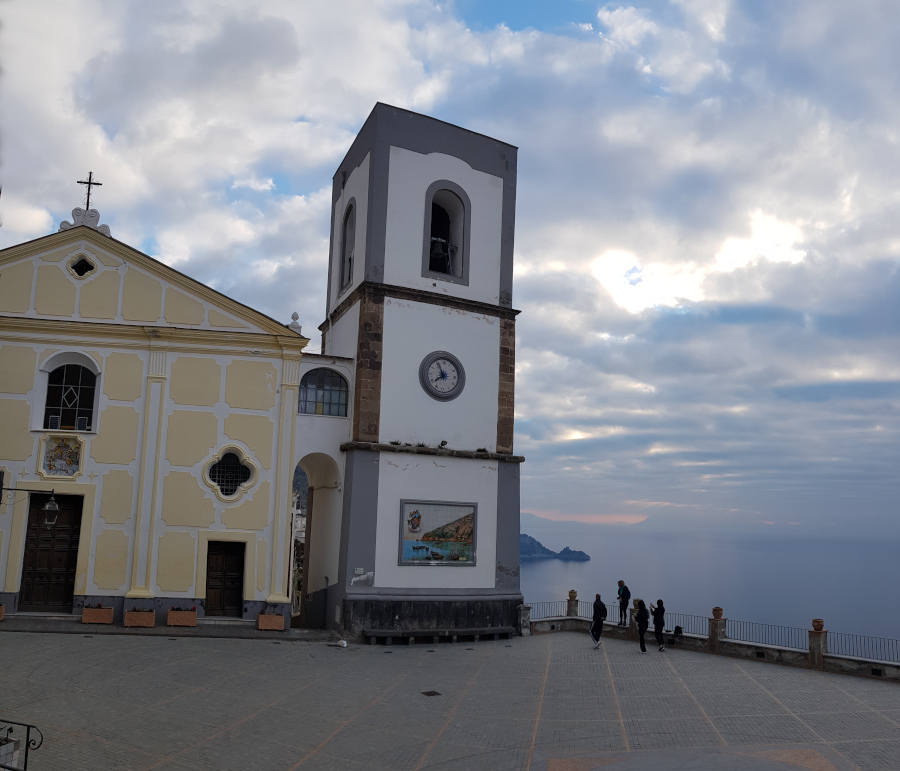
[306,485,343,593]
[383,146,504,305]
[323,300,360,359]
[329,153,370,311]
[373,455,497,589]
[379,299,499,450]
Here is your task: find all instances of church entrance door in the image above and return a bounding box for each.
[19,493,83,613]
[206,541,244,617]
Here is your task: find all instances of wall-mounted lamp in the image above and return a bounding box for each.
[1,487,59,527]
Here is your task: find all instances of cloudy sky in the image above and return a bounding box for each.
[2,0,898,537]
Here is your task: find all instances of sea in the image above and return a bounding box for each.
[519,520,900,641]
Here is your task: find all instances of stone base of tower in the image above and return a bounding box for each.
[340,597,523,641]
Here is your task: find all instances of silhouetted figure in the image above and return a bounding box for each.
[617,580,631,626]
[636,599,649,653]
[590,593,607,649]
[650,599,666,651]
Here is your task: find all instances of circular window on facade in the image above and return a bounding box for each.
[206,450,255,499]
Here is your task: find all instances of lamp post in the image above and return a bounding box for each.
[1,487,59,527]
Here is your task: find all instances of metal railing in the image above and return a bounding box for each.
[723,619,808,650]
[665,612,708,637]
[529,600,567,620]
[828,632,900,663]
[0,719,43,771]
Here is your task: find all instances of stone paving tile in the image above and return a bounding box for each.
[533,718,626,753]
[174,731,308,770]
[619,693,706,720]
[710,714,822,745]
[608,677,689,698]
[10,689,147,733]
[419,742,532,770]
[832,739,900,771]
[235,707,342,751]
[35,732,159,771]
[436,716,537,751]
[773,687,876,713]
[692,690,790,717]
[799,710,900,742]
[623,717,724,750]
[312,724,433,769]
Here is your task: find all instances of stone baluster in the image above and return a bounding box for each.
[567,590,578,617]
[708,607,726,654]
[809,618,826,670]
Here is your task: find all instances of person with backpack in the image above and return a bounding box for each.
[616,580,631,626]
[590,593,607,649]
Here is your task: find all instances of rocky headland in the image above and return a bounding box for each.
[520,533,590,562]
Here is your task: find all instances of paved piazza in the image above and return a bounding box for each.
[1,630,899,770]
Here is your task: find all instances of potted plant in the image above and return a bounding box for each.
[124,607,156,628]
[257,611,285,631]
[82,602,114,624]
[0,734,20,768]
[712,607,724,620]
[167,606,197,627]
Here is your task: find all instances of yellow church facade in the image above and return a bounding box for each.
[0,215,349,624]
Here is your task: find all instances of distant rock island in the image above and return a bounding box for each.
[520,534,590,562]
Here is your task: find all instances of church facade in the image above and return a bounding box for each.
[0,104,523,635]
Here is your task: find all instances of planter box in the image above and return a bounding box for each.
[167,610,197,627]
[82,607,114,624]
[0,604,5,622]
[0,738,20,768]
[124,610,156,628]
[257,613,284,631]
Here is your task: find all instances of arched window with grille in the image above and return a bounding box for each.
[340,203,355,290]
[298,368,349,417]
[44,364,97,431]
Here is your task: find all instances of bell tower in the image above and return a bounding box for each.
[320,104,522,637]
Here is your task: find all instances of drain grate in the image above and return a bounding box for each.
[421,690,441,697]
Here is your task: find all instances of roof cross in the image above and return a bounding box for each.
[76,171,102,211]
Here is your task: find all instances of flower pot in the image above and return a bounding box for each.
[0,604,5,622]
[567,589,578,601]
[124,610,156,628]
[167,610,197,627]
[712,607,724,620]
[257,613,285,631]
[82,607,114,624]
[0,738,21,768]
[811,618,825,632]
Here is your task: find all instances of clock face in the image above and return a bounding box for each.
[419,351,465,401]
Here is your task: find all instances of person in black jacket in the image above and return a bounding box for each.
[635,599,649,652]
[650,599,666,651]
[590,593,607,649]
[616,580,631,626]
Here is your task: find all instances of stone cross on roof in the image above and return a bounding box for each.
[59,171,112,236]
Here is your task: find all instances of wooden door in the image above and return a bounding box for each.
[19,493,83,612]
[206,541,244,617]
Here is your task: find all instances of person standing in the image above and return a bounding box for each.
[590,593,607,649]
[650,599,666,651]
[617,580,631,626]
[635,599,649,653]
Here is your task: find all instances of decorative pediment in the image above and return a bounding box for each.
[59,208,111,237]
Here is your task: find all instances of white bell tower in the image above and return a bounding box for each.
[320,104,522,636]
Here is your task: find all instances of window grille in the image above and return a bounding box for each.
[71,257,96,277]
[208,453,251,496]
[43,364,96,431]
[298,368,349,417]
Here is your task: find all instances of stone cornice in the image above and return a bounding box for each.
[320,280,520,332]
[0,315,308,357]
[340,441,524,464]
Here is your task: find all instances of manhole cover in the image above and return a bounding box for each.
[421,691,441,697]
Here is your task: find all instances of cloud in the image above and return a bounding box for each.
[1,0,898,536]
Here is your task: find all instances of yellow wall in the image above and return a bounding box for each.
[170,357,221,406]
[0,347,37,394]
[80,271,121,320]
[34,264,76,316]
[121,268,162,322]
[90,405,139,464]
[0,261,33,313]
[156,531,196,592]
[99,470,135,525]
[94,529,129,590]
[224,413,274,469]
[222,481,270,530]
[161,472,215,527]
[0,399,33,461]
[164,289,205,326]
[225,360,277,410]
[103,353,144,401]
[165,411,218,467]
